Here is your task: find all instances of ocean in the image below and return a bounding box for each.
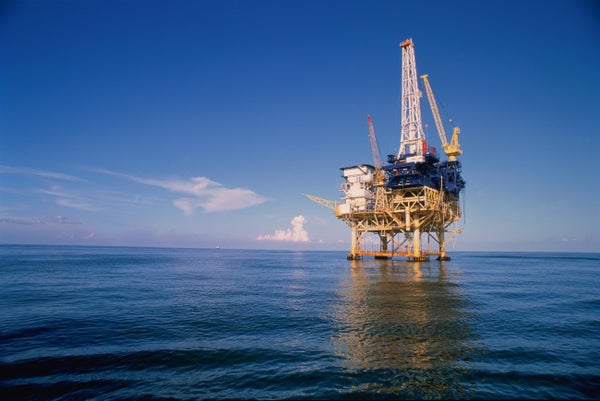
[1,245,598,400]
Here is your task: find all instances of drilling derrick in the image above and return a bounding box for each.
[305,38,465,261]
[398,39,427,163]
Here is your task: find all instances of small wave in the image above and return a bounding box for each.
[0,347,322,380]
[466,370,600,400]
[467,252,600,262]
[0,379,133,401]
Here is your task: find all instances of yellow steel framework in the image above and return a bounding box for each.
[305,185,462,261]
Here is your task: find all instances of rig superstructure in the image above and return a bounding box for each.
[306,39,465,261]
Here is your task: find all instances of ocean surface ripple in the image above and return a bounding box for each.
[1,246,599,400]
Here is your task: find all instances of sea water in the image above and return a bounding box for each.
[1,245,598,399]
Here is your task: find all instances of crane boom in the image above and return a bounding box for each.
[367,115,382,168]
[367,115,386,185]
[421,74,448,147]
[302,193,338,211]
[420,74,462,161]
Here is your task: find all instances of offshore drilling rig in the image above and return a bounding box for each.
[305,39,465,261]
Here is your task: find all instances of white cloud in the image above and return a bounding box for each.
[173,198,196,216]
[257,215,310,243]
[95,169,267,215]
[199,187,266,212]
[55,198,103,212]
[1,214,81,226]
[38,187,104,212]
[0,216,45,225]
[53,215,81,224]
[0,165,84,182]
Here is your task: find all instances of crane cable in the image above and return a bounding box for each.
[432,82,458,128]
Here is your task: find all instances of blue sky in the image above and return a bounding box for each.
[1,0,599,252]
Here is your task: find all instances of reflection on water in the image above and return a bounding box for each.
[331,260,478,399]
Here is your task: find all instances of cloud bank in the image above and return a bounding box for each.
[95,169,267,215]
[257,215,310,243]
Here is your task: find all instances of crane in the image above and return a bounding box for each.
[367,115,386,185]
[420,74,462,161]
[367,115,382,168]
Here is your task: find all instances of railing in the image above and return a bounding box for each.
[354,249,445,259]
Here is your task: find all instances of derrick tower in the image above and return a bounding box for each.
[398,39,426,163]
[305,38,465,261]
